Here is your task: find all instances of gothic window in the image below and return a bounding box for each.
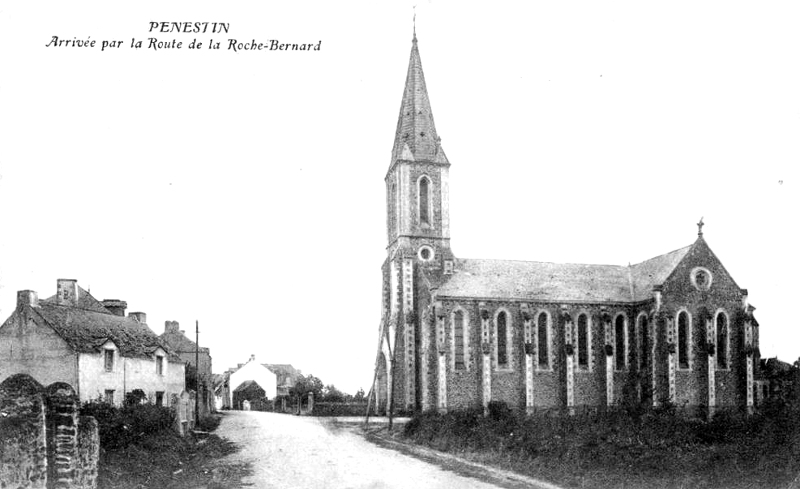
[496,310,510,368]
[388,182,397,237]
[537,312,550,368]
[638,314,649,369]
[716,312,729,369]
[418,176,431,226]
[615,315,626,371]
[453,309,466,370]
[156,355,164,376]
[678,311,690,369]
[577,313,589,369]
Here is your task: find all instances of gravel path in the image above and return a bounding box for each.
[215,411,504,489]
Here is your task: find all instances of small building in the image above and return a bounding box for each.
[216,355,301,409]
[0,279,185,406]
[160,320,214,415]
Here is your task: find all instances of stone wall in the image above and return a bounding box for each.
[0,374,99,489]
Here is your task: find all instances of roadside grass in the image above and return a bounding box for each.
[81,402,250,489]
[400,402,800,489]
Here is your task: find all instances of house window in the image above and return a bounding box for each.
[155,391,164,407]
[418,176,431,225]
[537,312,549,368]
[156,355,164,376]
[678,311,690,369]
[716,312,729,369]
[453,309,466,370]
[638,315,649,369]
[577,313,589,369]
[104,349,114,372]
[104,389,115,404]
[615,315,626,371]
[496,311,509,368]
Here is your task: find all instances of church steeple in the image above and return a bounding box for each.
[384,33,452,265]
[391,34,448,166]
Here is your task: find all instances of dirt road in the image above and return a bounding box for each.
[215,411,506,489]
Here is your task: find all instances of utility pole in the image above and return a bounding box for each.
[195,320,200,426]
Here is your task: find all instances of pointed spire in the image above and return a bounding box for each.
[391,32,447,165]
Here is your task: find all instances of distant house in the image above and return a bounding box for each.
[264,363,303,397]
[0,279,185,406]
[160,321,214,415]
[216,355,301,409]
[759,357,797,404]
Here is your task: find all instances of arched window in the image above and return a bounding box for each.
[716,312,728,369]
[615,315,626,371]
[496,311,509,368]
[537,312,549,368]
[577,313,589,368]
[389,182,397,235]
[678,311,690,369]
[418,176,430,225]
[638,315,649,369]
[453,309,466,370]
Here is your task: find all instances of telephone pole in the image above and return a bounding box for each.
[195,319,200,426]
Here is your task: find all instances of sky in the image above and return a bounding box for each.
[1,1,798,395]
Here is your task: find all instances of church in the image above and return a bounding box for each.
[372,32,761,417]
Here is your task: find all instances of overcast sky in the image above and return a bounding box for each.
[1,1,798,394]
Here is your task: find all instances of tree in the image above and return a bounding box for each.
[353,388,366,403]
[322,384,346,403]
[290,374,324,403]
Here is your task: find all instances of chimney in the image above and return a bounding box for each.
[16,290,39,311]
[128,312,147,324]
[164,320,180,333]
[56,279,78,306]
[102,299,127,317]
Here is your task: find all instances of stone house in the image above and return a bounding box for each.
[0,279,185,406]
[160,320,214,415]
[373,34,761,417]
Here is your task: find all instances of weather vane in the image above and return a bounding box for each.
[413,5,417,39]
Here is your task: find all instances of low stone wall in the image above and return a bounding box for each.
[0,374,99,489]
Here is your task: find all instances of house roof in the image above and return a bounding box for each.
[263,364,302,384]
[31,290,178,361]
[434,244,693,304]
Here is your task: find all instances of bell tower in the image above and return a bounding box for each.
[385,32,453,269]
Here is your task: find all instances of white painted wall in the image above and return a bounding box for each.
[228,358,278,407]
[78,347,185,406]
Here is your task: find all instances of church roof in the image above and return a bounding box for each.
[434,244,693,304]
[391,34,448,166]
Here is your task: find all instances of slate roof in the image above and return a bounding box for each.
[32,288,178,361]
[434,244,693,304]
[263,364,302,385]
[391,34,448,166]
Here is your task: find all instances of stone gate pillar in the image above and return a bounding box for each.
[45,382,79,489]
[0,374,47,489]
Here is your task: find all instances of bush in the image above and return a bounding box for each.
[81,400,174,449]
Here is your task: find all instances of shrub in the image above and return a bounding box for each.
[80,400,175,449]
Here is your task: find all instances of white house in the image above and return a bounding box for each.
[0,279,185,406]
